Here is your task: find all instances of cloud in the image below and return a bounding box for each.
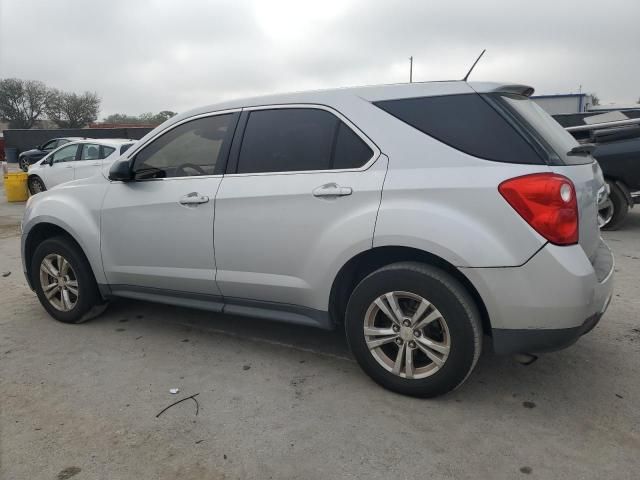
[1,0,638,117]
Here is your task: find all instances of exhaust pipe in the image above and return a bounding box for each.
[513,353,538,365]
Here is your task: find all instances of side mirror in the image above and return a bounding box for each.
[109,158,133,181]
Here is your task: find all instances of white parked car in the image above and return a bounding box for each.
[27,139,135,193]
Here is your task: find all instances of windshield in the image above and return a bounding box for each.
[120,143,134,155]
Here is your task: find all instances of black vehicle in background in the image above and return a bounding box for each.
[561,113,640,230]
[18,137,83,171]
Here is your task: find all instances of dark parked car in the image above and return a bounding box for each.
[564,119,640,230]
[18,137,84,171]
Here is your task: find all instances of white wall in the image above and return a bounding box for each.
[532,95,593,115]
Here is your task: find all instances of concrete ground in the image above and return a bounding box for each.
[1,174,639,480]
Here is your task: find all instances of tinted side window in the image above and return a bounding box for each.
[51,144,78,163]
[133,114,235,179]
[333,122,373,169]
[374,94,543,164]
[238,109,338,174]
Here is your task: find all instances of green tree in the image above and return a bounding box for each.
[103,110,177,126]
[0,78,52,128]
[47,91,101,128]
[591,94,600,106]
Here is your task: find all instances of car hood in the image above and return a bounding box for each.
[20,148,43,157]
[27,157,49,171]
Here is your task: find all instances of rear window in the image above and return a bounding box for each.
[374,94,543,164]
[490,94,589,165]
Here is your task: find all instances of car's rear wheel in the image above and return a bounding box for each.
[31,236,104,323]
[28,176,47,194]
[600,181,628,230]
[345,262,482,398]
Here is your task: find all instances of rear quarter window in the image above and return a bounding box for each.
[374,94,544,164]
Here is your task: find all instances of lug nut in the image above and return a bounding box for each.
[413,330,421,337]
[402,319,411,327]
[395,338,403,345]
[408,341,416,349]
[392,325,400,333]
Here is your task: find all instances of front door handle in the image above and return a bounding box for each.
[179,192,210,205]
[312,183,353,198]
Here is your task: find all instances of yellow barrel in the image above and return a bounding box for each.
[3,172,29,202]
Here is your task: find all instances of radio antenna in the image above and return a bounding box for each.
[462,49,486,81]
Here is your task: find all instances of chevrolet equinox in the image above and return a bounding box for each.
[21,81,614,397]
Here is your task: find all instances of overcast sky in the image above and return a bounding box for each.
[1,0,639,118]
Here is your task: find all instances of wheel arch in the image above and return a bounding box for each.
[328,246,491,335]
[24,222,102,297]
[607,177,634,207]
[27,174,46,192]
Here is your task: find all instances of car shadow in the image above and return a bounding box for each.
[91,297,626,410]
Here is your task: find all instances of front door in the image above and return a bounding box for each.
[101,112,239,296]
[214,106,386,312]
[46,144,79,187]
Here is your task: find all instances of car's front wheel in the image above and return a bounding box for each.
[31,236,104,323]
[28,176,47,194]
[345,262,482,398]
[19,156,30,171]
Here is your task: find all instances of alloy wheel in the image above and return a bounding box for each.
[29,178,45,194]
[39,253,79,311]
[598,197,614,228]
[363,291,451,379]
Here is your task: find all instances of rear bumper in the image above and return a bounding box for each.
[491,308,606,354]
[462,238,614,355]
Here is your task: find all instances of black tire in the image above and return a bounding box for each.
[602,181,629,231]
[31,236,103,324]
[19,156,30,172]
[28,176,47,195]
[345,262,482,398]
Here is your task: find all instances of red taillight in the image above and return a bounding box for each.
[498,173,579,245]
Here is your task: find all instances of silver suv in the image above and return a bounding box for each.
[21,81,614,397]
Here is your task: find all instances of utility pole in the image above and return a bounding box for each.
[409,56,413,83]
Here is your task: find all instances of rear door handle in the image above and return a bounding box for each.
[179,192,210,205]
[312,183,353,198]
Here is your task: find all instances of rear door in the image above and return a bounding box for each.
[45,144,79,187]
[74,143,107,180]
[213,105,386,311]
